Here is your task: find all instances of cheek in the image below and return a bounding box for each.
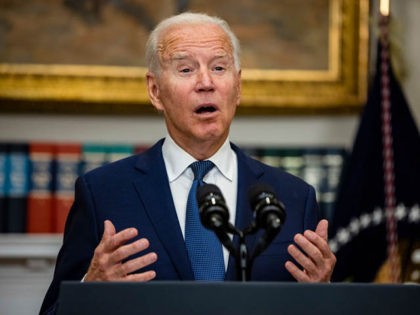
[162,81,190,104]
[225,83,241,108]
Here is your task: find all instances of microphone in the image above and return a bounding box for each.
[196,183,230,231]
[248,183,286,259]
[248,183,286,233]
[196,183,238,256]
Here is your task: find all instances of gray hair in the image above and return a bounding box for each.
[145,12,241,74]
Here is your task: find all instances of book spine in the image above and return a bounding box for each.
[319,148,347,222]
[81,144,108,174]
[5,143,30,233]
[27,143,55,233]
[53,143,81,233]
[106,144,134,163]
[0,143,8,232]
[260,147,304,178]
[134,144,150,154]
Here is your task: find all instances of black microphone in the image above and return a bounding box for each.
[248,183,286,233]
[196,183,230,231]
[248,183,286,260]
[197,183,238,256]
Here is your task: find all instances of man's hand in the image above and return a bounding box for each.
[285,219,336,282]
[85,220,158,282]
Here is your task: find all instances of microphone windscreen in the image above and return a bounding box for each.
[248,183,276,208]
[196,183,223,206]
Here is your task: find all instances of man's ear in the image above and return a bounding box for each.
[236,69,242,107]
[146,72,164,112]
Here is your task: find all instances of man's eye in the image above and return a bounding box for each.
[214,66,225,71]
[180,68,191,73]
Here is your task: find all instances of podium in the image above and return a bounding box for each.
[57,281,420,315]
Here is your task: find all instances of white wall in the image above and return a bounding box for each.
[0,114,360,147]
[395,0,420,125]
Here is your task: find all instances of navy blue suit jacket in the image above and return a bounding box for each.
[40,139,319,314]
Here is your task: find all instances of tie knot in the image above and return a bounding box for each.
[190,160,214,181]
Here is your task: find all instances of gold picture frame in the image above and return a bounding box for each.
[0,0,369,115]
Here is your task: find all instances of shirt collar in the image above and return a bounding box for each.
[162,134,235,183]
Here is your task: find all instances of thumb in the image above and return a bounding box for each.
[102,220,116,240]
[315,219,329,241]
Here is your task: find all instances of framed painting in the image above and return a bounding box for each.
[0,0,369,115]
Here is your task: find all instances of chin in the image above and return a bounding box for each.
[197,128,227,143]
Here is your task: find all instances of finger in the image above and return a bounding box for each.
[93,251,157,281]
[285,261,310,282]
[102,227,139,252]
[109,238,151,265]
[303,229,335,261]
[103,220,116,240]
[92,220,115,257]
[121,252,158,276]
[300,230,337,282]
[125,270,157,282]
[293,233,324,266]
[315,219,328,241]
[287,242,318,275]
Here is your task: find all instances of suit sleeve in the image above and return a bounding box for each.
[39,176,100,315]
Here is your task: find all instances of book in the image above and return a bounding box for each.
[134,144,150,154]
[106,144,134,163]
[260,147,304,178]
[5,143,30,233]
[319,148,347,222]
[81,144,108,174]
[301,148,326,203]
[259,147,284,168]
[53,143,82,233]
[0,143,8,232]
[26,143,55,233]
[279,148,304,178]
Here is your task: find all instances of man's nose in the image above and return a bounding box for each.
[196,68,214,91]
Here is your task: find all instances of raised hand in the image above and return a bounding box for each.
[285,219,336,282]
[85,220,158,282]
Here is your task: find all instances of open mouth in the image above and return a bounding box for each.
[195,105,217,114]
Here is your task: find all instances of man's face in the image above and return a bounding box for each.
[147,23,241,152]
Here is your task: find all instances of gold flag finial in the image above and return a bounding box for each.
[380,0,390,16]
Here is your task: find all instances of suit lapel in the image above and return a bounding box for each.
[133,140,194,280]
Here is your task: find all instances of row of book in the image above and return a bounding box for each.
[244,147,347,222]
[0,142,148,234]
[0,142,347,234]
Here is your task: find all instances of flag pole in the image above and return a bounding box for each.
[378,0,401,283]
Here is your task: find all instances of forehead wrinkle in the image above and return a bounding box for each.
[157,24,233,64]
[169,51,229,63]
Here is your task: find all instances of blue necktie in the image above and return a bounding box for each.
[185,160,225,280]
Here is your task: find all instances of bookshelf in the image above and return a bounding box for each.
[1,142,347,234]
[0,234,61,259]
[0,234,62,315]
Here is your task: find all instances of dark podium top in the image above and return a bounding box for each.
[57,281,420,315]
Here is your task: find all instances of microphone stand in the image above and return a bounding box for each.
[215,223,281,282]
[237,230,249,282]
[213,224,249,282]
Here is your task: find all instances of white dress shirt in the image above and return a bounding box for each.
[162,135,238,269]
